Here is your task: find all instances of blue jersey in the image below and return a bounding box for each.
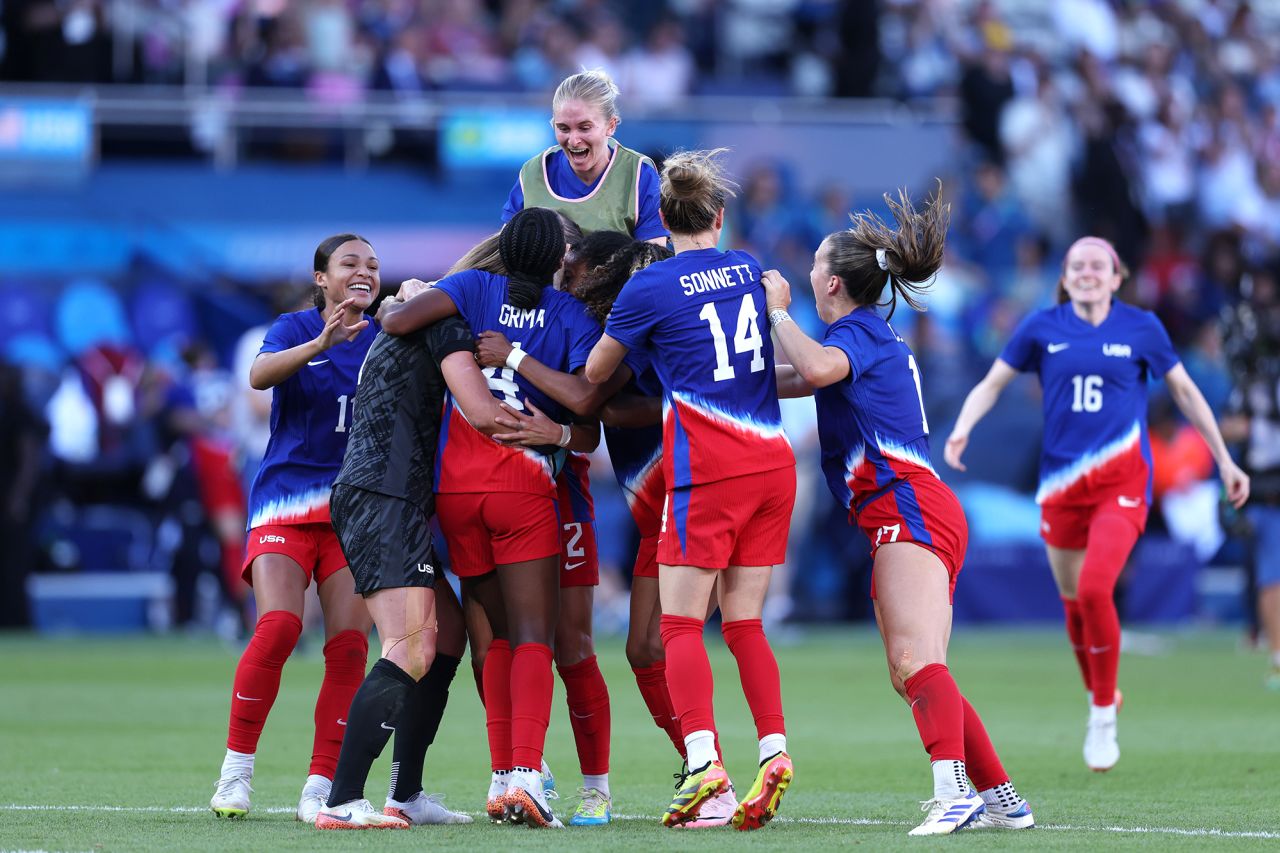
[1000,301,1181,504]
[605,247,793,487]
[502,147,666,241]
[434,270,601,496]
[247,308,379,529]
[814,307,937,510]
[603,350,664,517]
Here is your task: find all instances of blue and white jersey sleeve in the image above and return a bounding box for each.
[999,311,1045,373]
[604,269,660,352]
[633,163,665,242]
[259,312,307,355]
[501,181,524,223]
[566,302,604,373]
[433,270,481,319]
[1138,310,1180,378]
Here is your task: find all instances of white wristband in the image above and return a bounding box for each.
[558,424,572,447]
[768,309,793,328]
[505,348,528,371]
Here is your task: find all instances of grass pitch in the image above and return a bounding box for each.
[1,627,1277,851]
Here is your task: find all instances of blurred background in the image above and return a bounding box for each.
[1,0,1276,645]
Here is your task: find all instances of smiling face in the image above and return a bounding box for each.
[809,239,840,323]
[552,99,618,184]
[315,239,379,312]
[1061,241,1122,309]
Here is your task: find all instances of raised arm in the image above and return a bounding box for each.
[762,270,850,388]
[380,284,459,337]
[775,363,815,399]
[943,359,1019,471]
[250,298,368,390]
[1165,362,1250,508]
[585,334,630,385]
[476,330,632,415]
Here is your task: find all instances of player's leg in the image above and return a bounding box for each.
[384,578,471,825]
[1046,544,1090,693]
[317,584,435,829]
[626,564,686,757]
[211,549,308,818]
[873,542,984,836]
[463,572,515,822]
[555,583,612,826]
[463,592,493,703]
[1075,509,1141,771]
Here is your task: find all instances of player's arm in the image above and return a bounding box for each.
[380,284,459,337]
[250,299,369,390]
[600,392,661,428]
[585,334,630,385]
[1165,362,1250,508]
[762,270,849,388]
[492,401,601,452]
[944,359,1018,471]
[439,350,506,436]
[775,363,814,398]
[475,331,632,415]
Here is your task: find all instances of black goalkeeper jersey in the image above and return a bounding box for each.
[334,315,473,509]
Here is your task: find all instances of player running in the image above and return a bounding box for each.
[210,235,377,822]
[762,188,1033,835]
[585,149,796,831]
[946,235,1249,772]
[382,207,602,829]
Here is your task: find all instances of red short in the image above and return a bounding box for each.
[242,522,348,586]
[856,475,967,603]
[632,533,660,580]
[1039,483,1149,550]
[658,466,795,570]
[435,491,560,577]
[558,518,600,587]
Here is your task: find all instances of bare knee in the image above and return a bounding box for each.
[384,631,436,681]
[554,629,594,667]
[886,642,944,694]
[625,631,664,670]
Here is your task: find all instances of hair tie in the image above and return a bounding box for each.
[875,248,889,271]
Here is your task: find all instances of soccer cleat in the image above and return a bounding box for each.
[971,800,1035,829]
[569,787,612,826]
[210,773,252,819]
[315,798,409,830]
[1084,716,1120,771]
[486,773,510,823]
[296,774,331,823]
[384,791,473,825]
[907,792,985,836]
[673,784,738,829]
[505,771,564,828]
[662,760,730,827]
[540,758,556,794]
[732,751,792,831]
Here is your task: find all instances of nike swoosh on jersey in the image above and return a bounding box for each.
[1047,343,1070,353]
[1117,496,1142,507]
[307,359,331,366]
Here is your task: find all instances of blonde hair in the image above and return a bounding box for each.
[659,148,738,235]
[552,68,621,123]
[447,232,506,276]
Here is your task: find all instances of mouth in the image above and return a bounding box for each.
[349,283,372,295]
[567,146,590,162]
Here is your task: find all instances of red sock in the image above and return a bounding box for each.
[721,619,786,739]
[510,642,554,771]
[1078,513,1141,707]
[960,696,1007,790]
[308,629,368,778]
[632,662,686,757]
[902,663,965,762]
[1061,597,1092,692]
[226,610,302,753]
[482,639,512,771]
[558,655,611,776]
[659,614,716,739]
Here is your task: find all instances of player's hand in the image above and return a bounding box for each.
[1221,459,1250,509]
[316,298,369,350]
[492,400,562,446]
[762,269,792,311]
[943,432,968,471]
[476,331,515,369]
[398,278,434,301]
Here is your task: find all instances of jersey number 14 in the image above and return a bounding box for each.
[699,294,765,382]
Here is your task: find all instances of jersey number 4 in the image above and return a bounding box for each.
[699,294,765,382]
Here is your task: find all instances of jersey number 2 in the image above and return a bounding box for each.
[699,294,765,382]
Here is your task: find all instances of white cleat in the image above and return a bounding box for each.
[385,791,473,825]
[971,800,1035,829]
[907,792,985,836]
[210,773,252,819]
[296,774,331,823]
[486,773,510,823]
[506,769,564,828]
[315,798,409,830]
[1084,713,1120,772]
[540,758,556,794]
[672,784,738,829]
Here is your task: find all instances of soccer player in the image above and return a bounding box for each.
[761,189,1033,835]
[503,68,668,245]
[585,149,796,831]
[312,278,491,829]
[210,235,377,822]
[381,207,602,829]
[946,235,1250,771]
[474,236,683,825]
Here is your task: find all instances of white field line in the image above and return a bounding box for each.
[5,804,1279,839]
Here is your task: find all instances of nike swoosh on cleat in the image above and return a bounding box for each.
[330,811,352,822]
[235,692,261,701]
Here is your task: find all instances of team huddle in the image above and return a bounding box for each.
[208,70,1251,836]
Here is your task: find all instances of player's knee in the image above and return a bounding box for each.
[1075,580,1110,609]
[554,630,593,667]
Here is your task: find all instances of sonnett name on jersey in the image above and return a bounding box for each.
[679,263,756,297]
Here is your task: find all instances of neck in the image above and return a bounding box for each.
[323,302,359,325]
[1071,298,1111,326]
[672,232,718,254]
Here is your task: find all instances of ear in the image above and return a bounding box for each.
[313,269,326,287]
[714,207,725,230]
[827,274,841,298]
[658,209,669,230]
[606,115,620,136]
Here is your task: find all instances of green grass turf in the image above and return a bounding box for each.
[0,627,1277,851]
